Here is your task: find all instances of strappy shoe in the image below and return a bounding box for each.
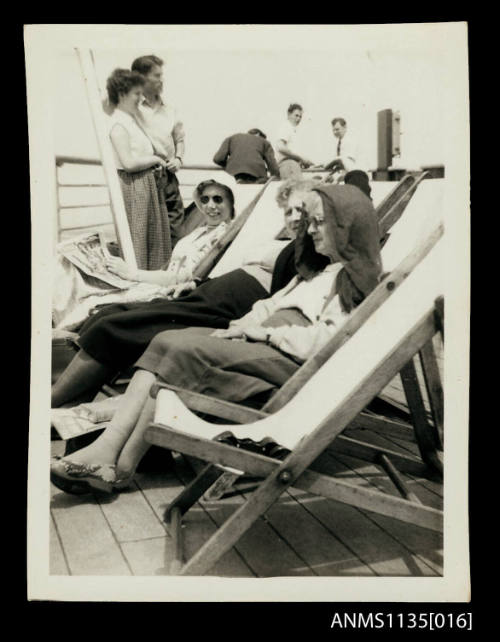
[113,471,135,491]
[50,457,117,494]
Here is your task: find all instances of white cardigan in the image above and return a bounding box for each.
[230,263,350,363]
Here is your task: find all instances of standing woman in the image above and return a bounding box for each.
[107,68,172,270]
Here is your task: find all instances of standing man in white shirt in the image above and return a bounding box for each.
[275,103,316,180]
[324,117,359,175]
[132,55,186,247]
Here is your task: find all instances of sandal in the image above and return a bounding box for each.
[50,457,117,494]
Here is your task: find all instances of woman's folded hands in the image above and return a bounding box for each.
[164,280,197,299]
[211,324,269,343]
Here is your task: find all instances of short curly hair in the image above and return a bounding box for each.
[106,69,145,106]
[288,103,303,114]
[275,178,316,209]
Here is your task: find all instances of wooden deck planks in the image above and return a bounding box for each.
[267,490,376,576]
[288,486,437,576]
[50,425,443,577]
[324,451,442,574]
[290,441,441,576]
[175,457,314,577]
[136,463,255,577]
[50,487,131,575]
[344,426,443,501]
[120,537,170,576]
[96,482,166,543]
[50,513,70,575]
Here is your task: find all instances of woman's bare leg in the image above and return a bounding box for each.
[115,395,157,478]
[51,349,116,408]
[60,370,156,467]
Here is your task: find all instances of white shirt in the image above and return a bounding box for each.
[108,110,154,170]
[332,132,360,172]
[275,120,299,164]
[137,96,185,160]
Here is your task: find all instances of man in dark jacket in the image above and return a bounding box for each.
[213,129,280,183]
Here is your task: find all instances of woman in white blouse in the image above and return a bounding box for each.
[107,69,172,270]
[104,178,235,294]
[50,184,382,494]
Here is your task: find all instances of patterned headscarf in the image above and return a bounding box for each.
[294,184,382,313]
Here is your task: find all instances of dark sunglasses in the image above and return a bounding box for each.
[200,195,224,205]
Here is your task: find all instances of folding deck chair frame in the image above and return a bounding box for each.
[145,213,444,576]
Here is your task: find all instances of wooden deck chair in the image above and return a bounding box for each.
[144,220,444,575]
[375,171,429,232]
[151,172,444,479]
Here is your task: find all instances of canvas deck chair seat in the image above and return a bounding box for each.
[144,202,444,575]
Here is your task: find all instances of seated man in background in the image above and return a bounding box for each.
[275,104,316,180]
[323,117,359,178]
[213,129,280,184]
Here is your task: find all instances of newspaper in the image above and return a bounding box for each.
[57,231,136,290]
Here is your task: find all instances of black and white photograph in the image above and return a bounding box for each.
[26,23,470,603]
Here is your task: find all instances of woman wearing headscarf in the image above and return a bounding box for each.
[51,179,313,408]
[50,184,382,494]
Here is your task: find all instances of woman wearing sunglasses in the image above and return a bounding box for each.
[104,178,235,292]
[50,179,313,409]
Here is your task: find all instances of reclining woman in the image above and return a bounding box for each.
[106,177,235,288]
[51,179,315,408]
[53,176,238,332]
[51,183,382,494]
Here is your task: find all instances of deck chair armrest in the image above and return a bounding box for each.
[150,382,266,424]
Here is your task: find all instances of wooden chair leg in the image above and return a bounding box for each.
[168,506,184,574]
[400,358,443,475]
[418,339,444,449]
[164,463,226,521]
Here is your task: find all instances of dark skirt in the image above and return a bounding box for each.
[77,269,268,370]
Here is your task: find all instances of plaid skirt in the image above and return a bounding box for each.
[117,169,172,270]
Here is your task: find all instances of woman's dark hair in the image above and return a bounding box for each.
[131,55,164,75]
[106,69,145,106]
[288,103,303,114]
[195,180,235,218]
[344,170,372,200]
[331,117,346,127]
